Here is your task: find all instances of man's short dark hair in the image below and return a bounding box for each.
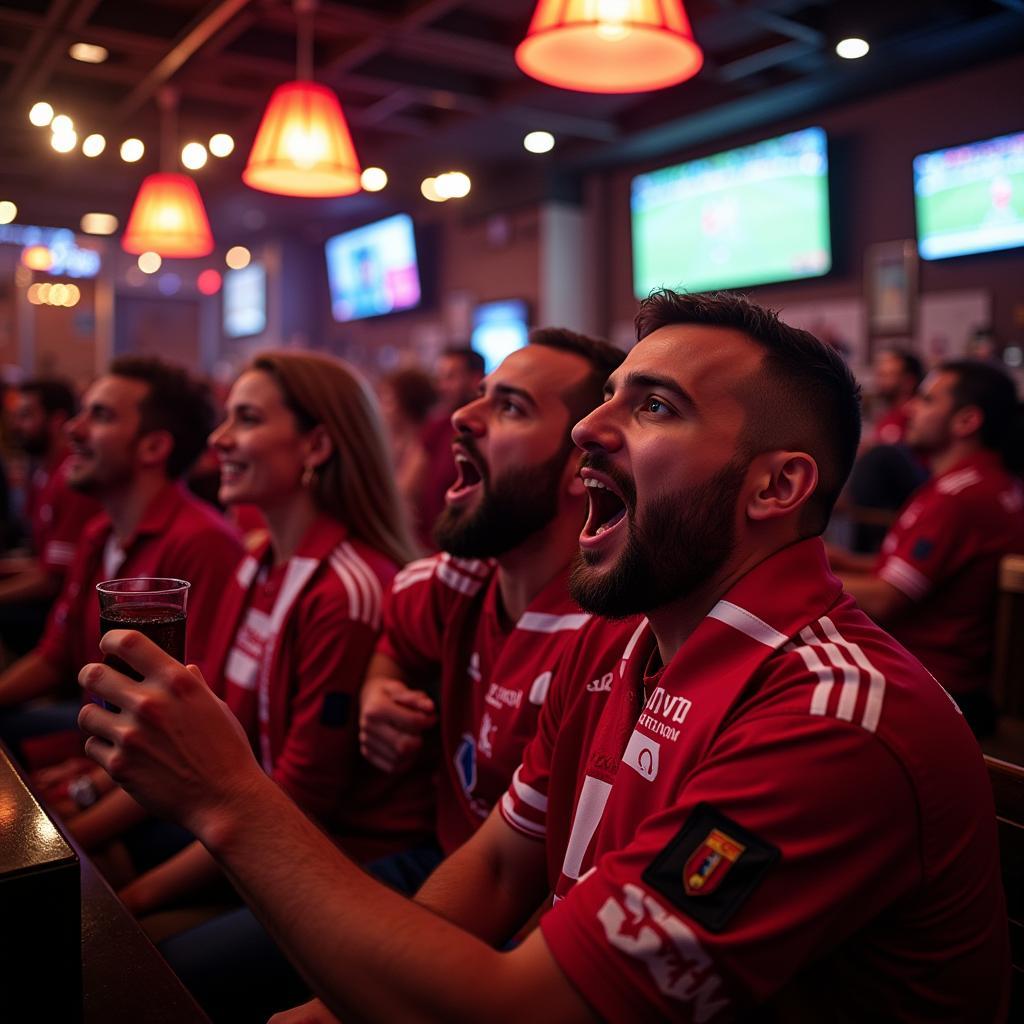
[529,326,626,426]
[384,368,437,425]
[19,378,77,419]
[940,359,1018,453]
[881,348,924,386]
[635,290,862,537]
[109,357,215,479]
[441,346,485,378]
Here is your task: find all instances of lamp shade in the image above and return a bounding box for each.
[243,81,361,197]
[122,173,214,258]
[516,0,703,94]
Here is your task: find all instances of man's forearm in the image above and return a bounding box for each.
[69,785,148,851]
[414,811,548,947]
[199,777,568,1024]
[0,652,62,707]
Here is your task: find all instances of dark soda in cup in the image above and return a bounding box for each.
[95,578,190,697]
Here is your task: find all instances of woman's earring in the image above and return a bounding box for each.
[302,465,316,488]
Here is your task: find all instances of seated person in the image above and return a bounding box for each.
[0,357,243,757]
[0,379,102,656]
[831,359,1024,735]
[868,346,923,446]
[377,366,437,523]
[79,292,1007,1023]
[161,329,623,1021]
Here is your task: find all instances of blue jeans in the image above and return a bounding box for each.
[159,843,444,1023]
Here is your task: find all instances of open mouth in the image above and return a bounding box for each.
[581,471,628,544]
[218,459,249,485]
[445,446,486,505]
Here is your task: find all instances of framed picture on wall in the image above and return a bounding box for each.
[865,240,917,336]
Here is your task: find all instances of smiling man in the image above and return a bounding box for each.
[78,293,1007,1023]
[0,357,242,754]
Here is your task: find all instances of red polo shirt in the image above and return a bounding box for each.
[37,482,244,685]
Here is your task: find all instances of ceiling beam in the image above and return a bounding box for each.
[114,0,254,119]
[1,0,78,100]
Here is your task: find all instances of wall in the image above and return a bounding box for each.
[595,53,1024,356]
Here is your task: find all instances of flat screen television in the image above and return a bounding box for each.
[914,130,1024,260]
[630,126,831,296]
[223,264,266,338]
[471,299,530,372]
[325,213,421,322]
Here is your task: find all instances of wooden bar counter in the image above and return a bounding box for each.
[0,742,209,1022]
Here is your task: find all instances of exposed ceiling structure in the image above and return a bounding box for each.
[1,0,1022,241]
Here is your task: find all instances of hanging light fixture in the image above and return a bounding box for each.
[122,89,214,258]
[243,0,361,197]
[515,0,704,94]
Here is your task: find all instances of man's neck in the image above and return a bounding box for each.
[103,474,169,546]
[494,511,582,626]
[928,440,984,478]
[646,542,790,667]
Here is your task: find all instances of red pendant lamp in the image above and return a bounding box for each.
[516,0,704,94]
[243,0,361,197]
[122,89,214,258]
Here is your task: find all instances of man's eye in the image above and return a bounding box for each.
[645,396,669,415]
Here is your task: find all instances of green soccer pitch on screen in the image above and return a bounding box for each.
[630,127,832,297]
[914,130,1024,261]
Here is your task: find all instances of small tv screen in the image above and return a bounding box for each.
[325,213,421,322]
[630,126,831,296]
[471,299,530,372]
[223,264,266,338]
[914,130,1024,260]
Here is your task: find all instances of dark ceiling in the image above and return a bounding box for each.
[1,0,1022,243]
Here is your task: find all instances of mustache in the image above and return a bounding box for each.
[578,451,636,513]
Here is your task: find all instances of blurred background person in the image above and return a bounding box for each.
[377,366,437,538]
[0,357,243,760]
[417,346,484,549]
[831,359,1024,736]
[869,347,924,446]
[0,379,102,659]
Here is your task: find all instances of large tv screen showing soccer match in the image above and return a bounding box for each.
[914,130,1024,260]
[630,126,832,296]
[325,213,422,323]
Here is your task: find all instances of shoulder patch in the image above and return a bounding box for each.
[642,803,779,933]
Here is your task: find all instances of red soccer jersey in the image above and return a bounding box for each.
[37,482,244,686]
[503,539,1009,1022]
[876,450,1024,694]
[209,518,433,862]
[23,450,102,581]
[377,553,590,854]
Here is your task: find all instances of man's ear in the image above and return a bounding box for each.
[951,404,983,441]
[746,451,818,522]
[136,429,175,470]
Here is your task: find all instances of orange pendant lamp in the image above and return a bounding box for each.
[242,0,361,197]
[122,173,213,257]
[122,88,214,258]
[516,0,704,94]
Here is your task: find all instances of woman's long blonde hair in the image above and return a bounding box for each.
[250,351,419,567]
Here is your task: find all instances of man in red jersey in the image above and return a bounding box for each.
[832,359,1024,735]
[0,357,243,756]
[78,292,1007,1024]
[0,379,101,654]
[869,347,923,446]
[359,328,624,879]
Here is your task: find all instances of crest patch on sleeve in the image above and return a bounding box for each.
[642,803,779,933]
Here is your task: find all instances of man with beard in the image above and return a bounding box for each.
[0,358,243,757]
[0,379,101,654]
[77,293,1006,1023]
[358,328,624,886]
